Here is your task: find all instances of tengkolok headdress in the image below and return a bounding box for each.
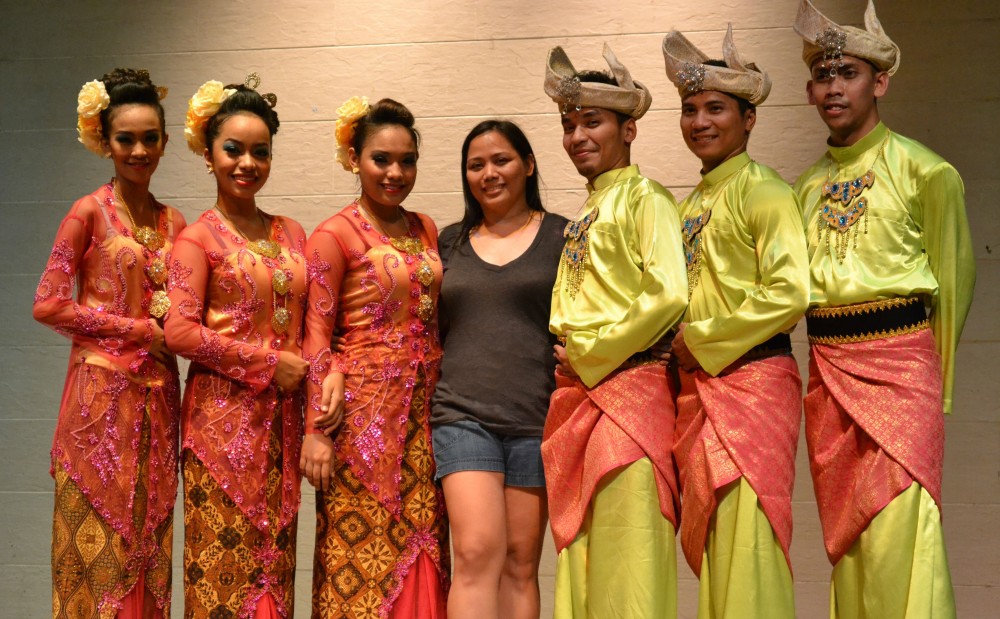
[543,43,652,119]
[662,25,772,105]
[793,0,900,76]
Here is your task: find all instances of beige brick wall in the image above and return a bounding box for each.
[2,1,996,617]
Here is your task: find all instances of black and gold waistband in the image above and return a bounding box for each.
[806,297,928,345]
[742,332,792,361]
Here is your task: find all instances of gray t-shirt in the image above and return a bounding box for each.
[431,213,568,436]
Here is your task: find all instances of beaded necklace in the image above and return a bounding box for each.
[356,200,435,322]
[818,133,889,262]
[113,180,170,318]
[215,206,292,334]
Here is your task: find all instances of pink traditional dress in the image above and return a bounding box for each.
[165,210,307,619]
[34,180,185,619]
[303,202,449,619]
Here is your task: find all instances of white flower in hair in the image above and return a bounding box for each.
[185,80,237,154]
[76,80,110,155]
[334,96,370,172]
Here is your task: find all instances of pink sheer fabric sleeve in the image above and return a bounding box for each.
[164,218,279,394]
[302,216,351,433]
[33,192,156,373]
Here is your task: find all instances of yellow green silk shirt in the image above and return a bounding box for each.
[550,165,688,388]
[679,152,810,376]
[794,122,976,413]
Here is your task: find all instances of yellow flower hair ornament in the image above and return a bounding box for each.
[76,80,111,155]
[334,95,370,172]
[185,80,236,154]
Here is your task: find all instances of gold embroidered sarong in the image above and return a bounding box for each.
[674,355,801,575]
[805,328,944,564]
[541,364,678,551]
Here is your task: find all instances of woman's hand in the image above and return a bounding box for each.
[553,344,578,378]
[274,351,309,392]
[330,330,347,354]
[148,321,172,365]
[315,372,346,436]
[671,324,701,372]
[649,328,675,365]
[300,433,335,490]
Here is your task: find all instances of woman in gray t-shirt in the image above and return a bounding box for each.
[431,120,567,619]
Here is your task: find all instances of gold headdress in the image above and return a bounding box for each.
[543,43,652,119]
[793,0,900,75]
[662,25,771,105]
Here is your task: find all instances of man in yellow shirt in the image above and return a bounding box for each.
[662,26,810,619]
[793,2,975,617]
[540,43,688,618]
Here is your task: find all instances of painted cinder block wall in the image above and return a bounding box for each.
[1,1,996,617]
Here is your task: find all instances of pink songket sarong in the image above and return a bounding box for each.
[805,328,944,564]
[541,364,679,552]
[673,355,801,575]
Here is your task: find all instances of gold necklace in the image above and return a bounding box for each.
[357,199,407,237]
[215,206,292,334]
[355,199,436,322]
[115,180,164,251]
[561,204,598,299]
[215,206,282,259]
[471,210,540,238]
[114,180,170,319]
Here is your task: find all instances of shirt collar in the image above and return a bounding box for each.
[827,122,888,164]
[586,164,641,194]
[701,151,752,187]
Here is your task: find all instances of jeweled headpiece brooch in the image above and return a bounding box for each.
[676,63,707,96]
[817,27,848,71]
[333,95,370,172]
[662,25,772,105]
[793,0,900,75]
[543,43,652,119]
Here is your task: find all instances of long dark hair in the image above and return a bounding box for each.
[456,120,545,245]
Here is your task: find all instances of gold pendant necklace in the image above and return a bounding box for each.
[818,133,889,262]
[114,180,170,319]
[215,206,292,334]
[682,206,712,300]
[561,206,598,299]
[356,199,436,322]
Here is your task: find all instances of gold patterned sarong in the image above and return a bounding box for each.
[182,423,297,619]
[311,371,449,619]
[805,328,944,564]
[541,364,678,552]
[52,411,172,619]
[674,355,801,576]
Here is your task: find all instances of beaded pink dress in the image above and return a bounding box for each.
[303,202,449,619]
[164,210,307,619]
[33,181,185,619]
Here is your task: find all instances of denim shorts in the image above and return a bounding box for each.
[432,419,546,487]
